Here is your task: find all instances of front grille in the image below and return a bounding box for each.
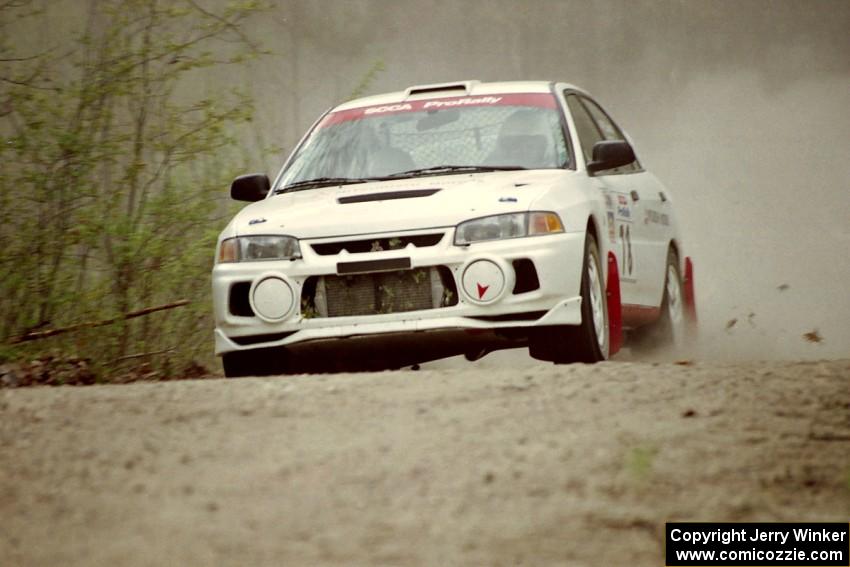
[301,266,458,318]
[337,257,410,275]
[310,233,444,256]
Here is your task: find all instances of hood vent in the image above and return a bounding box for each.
[338,188,440,204]
[311,233,444,256]
[405,80,480,98]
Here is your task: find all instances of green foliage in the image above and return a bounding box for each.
[348,59,385,100]
[0,0,268,375]
[625,446,658,481]
[0,344,23,365]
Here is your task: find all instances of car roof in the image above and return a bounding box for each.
[333,80,588,111]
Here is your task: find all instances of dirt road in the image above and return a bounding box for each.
[2,358,849,566]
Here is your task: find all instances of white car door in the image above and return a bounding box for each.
[563,93,663,309]
[578,96,671,308]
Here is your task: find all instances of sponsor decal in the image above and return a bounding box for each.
[248,218,266,225]
[476,283,490,299]
[320,93,558,127]
[364,103,413,115]
[644,209,670,226]
[604,193,614,209]
[613,193,633,220]
[619,224,634,277]
[498,196,518,203]
[422,96,502,108]
[364,97,504,115]
[607,211,616,243]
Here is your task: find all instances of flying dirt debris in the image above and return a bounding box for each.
[725,318,738,331]
[777,283,790,292]
[802,330,823,343]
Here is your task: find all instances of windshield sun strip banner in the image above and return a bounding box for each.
[320,93,558,127]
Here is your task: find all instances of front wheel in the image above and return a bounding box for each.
[529,233,609,363]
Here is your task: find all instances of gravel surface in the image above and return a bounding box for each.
[2,358,849,566]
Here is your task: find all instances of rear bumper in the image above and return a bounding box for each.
[212,230,586,355]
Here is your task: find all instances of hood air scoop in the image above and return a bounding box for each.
[338,188,440,204]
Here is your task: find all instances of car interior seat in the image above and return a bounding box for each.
[485,109,555,169]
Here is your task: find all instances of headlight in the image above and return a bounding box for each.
[217,235,301,263]
[454,212,564,245]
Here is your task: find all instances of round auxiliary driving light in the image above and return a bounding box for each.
[251,276,294,321]
[461,259,505,304]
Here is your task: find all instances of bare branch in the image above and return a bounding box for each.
[184,0,261,51]
[7,300,191,344]
[0,54,41,62]
[108,346,176,365]
[0,75,59,90]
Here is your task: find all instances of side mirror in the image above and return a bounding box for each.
[231,173,270,202]
[586,140,636,174]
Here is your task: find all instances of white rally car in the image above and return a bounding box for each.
[213,80,697,377]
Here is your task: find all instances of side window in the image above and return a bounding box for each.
[565,94,603,165]
[580,97,640,172]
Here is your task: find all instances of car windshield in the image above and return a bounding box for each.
[276,93,569,191]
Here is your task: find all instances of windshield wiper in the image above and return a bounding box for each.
[380,165,527,179]
[276,177,376,193]
[276,166,527,192]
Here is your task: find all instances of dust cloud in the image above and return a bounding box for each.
[650,71,850,361]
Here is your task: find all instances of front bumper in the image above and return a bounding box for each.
[212,229,586,355]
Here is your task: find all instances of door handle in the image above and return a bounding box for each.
[659,191,667,202]
[630,190,639,202]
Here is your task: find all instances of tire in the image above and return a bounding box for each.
[529,233,609,364]
[222,348,286,378]
[630,247,685,352]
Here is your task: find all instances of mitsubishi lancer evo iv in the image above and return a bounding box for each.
[213,80,697,377]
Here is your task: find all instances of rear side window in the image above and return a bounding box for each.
[565,94,603,165]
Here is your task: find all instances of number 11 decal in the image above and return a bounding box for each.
[619,224,634,276]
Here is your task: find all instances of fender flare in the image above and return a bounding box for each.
[606,251,623,355]
[683,256,698,336]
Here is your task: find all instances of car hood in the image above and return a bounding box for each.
[226,169,573,240]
